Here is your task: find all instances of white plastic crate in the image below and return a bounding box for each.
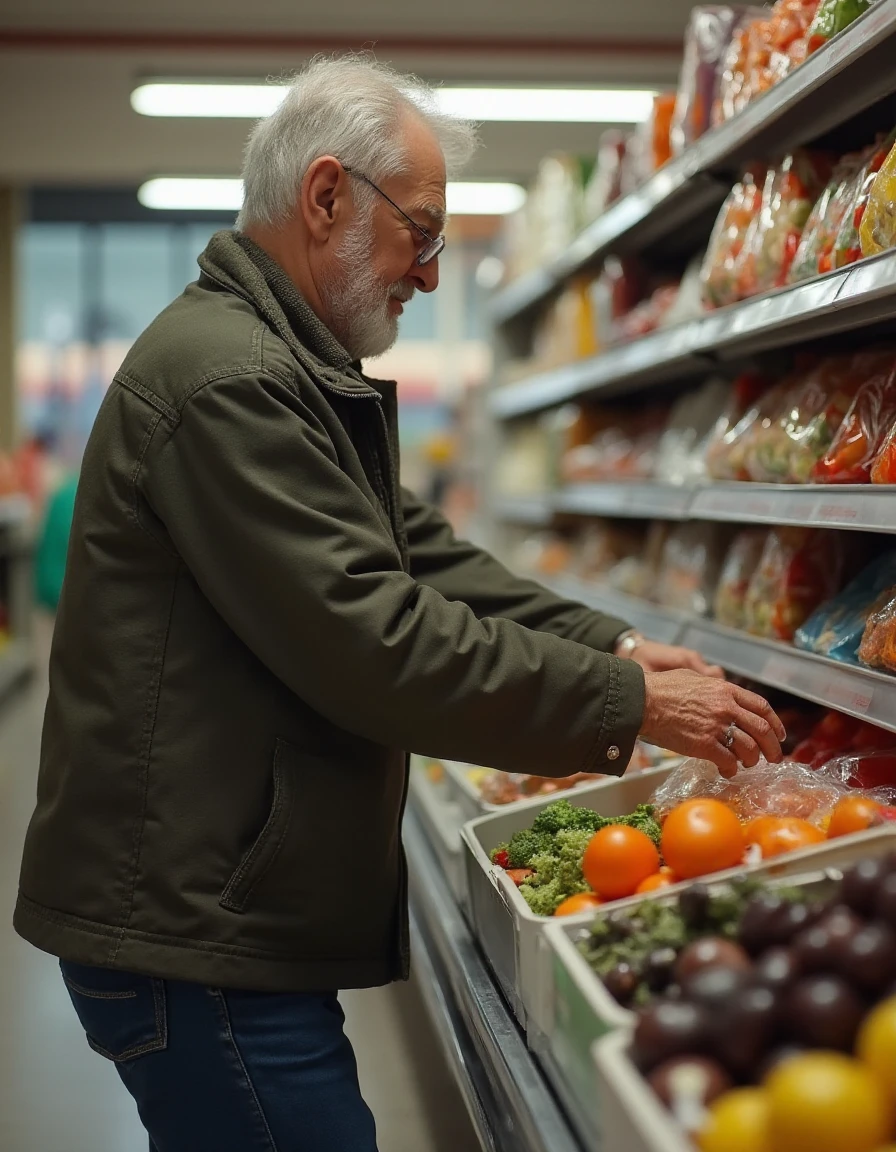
[461,766,673,1028]
[538,828,896,1147]
[407,759,467,908]
[594,1029,695,1152]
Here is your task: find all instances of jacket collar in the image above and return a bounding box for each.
[198,229,376,396]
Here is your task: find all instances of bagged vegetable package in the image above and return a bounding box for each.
[807,0,873,52]
[656,523,728,615]
[860,137,896,257]
[703,371,773,478]
[871,419,896,484]
[833,132,896,269]
[714,529,769,628]
[736,151,833,297]
[815,349,896,482]
[699,170,763,308]
[655,377,732,484]
[740,360,820,482]
[779,354,864,483]
[859,590,896,672]
[788,153,864,281]
[671,6,766,152]
[744,526,845,640]
[712,22,754,123]
[795,550,896,663]
[767,0,822,80]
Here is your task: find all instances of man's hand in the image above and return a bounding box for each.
[619,638,724,678]
[640,670,786,778]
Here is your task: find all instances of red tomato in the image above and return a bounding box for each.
[582,826,660,901]
[661,799,746,880]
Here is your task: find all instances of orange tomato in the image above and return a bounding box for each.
[661,799,746,880]
[553,892,603,917]
[753,816,825,859]
[636,869,678,894]
[827,795,882,839]
[582,825,660,901]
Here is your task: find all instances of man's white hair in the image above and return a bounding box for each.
[237,55,478,230]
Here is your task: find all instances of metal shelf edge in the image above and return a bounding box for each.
[489,254,896,419]
[487,2,896,327]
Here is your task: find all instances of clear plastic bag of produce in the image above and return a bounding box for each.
[654,377,732,484]
[700,171,764,308]
[740,362,818,482]
[714,529,768,629]
[777,354,864,483]
[832,134,896,269]
[823,750,896,792]
[807,0,873,52]
[650,756,850,825]
[703,371,774,479]
[814,349,896,482]
[712,22,754,123]
[767,0,822,78]
[672,6,766,152]
[736,151,834,298]
[871,416,896,484]
[582,130,628,225]
[744,526,845,641]
[795,550,896,663]
[860,137,896,257]
[859,589,896,672]
[788,153,864,282]
[656,523,728,615]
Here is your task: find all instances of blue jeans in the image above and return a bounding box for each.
[59,960,379,1152]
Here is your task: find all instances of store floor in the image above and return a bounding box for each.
[0,623,481,1152]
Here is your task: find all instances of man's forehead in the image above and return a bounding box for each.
[416,199,447,232]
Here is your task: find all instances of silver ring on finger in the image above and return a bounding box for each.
[723,722,737,750]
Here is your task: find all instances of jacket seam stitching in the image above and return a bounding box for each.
[128,411,180,558]
[115,373,179,425]
[108,572,178,964]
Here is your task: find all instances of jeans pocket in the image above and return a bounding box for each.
[60,960,168,1063]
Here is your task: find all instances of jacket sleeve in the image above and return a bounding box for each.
[141,372,644,776]
[402,487,632,654]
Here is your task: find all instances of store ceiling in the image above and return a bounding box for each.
[0,0,693,187]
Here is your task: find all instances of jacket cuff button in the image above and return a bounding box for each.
[607,745,620,761]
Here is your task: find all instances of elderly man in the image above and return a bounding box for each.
[15,56,783,1152]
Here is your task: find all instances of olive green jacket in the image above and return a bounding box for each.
[15,231,645,991]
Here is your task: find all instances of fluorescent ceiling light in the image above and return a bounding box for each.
[131,82,656,123]
[137,177,526,216]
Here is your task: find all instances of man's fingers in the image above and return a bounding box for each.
[732,685,786,742]
[729,724,762,768]
[705,743,740,779]
[734,704,783,764]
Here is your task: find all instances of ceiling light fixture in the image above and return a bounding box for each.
[137,177,526,216]
[131,82,657,123]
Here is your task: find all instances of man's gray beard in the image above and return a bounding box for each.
[320,219,411,361]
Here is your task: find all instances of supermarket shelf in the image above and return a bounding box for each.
[404,807,584,1152]
[539,575,896,730]
[489,0,896,327]
[544,573,687,645]
[680,618,896,734]
[553,481,692,521]
[496,481,896,533]
[689,482,896,533]
[491,252,896,419]
[492,496,555,526]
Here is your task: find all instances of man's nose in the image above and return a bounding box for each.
[409,257,439,294]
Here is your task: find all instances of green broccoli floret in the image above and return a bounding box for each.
[554,827,593,891]
[519,875,566,916]
[505,828,555,868]
[531,798,601,835]
[612,803,662,846]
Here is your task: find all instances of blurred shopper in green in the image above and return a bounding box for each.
[35,473,78,611]
[15,55,784,1152]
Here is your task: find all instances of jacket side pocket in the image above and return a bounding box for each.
[60,960,167,1063]
[220,737,297,913]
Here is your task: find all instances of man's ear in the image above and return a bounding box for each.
[300,156,349,243]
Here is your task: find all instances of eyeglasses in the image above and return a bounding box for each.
[341,164,446,267]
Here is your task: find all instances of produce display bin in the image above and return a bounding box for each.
[593,1029,694,1152]
[537,826,896,1147]
[460,766,673,1029]
[407,759,467,908]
